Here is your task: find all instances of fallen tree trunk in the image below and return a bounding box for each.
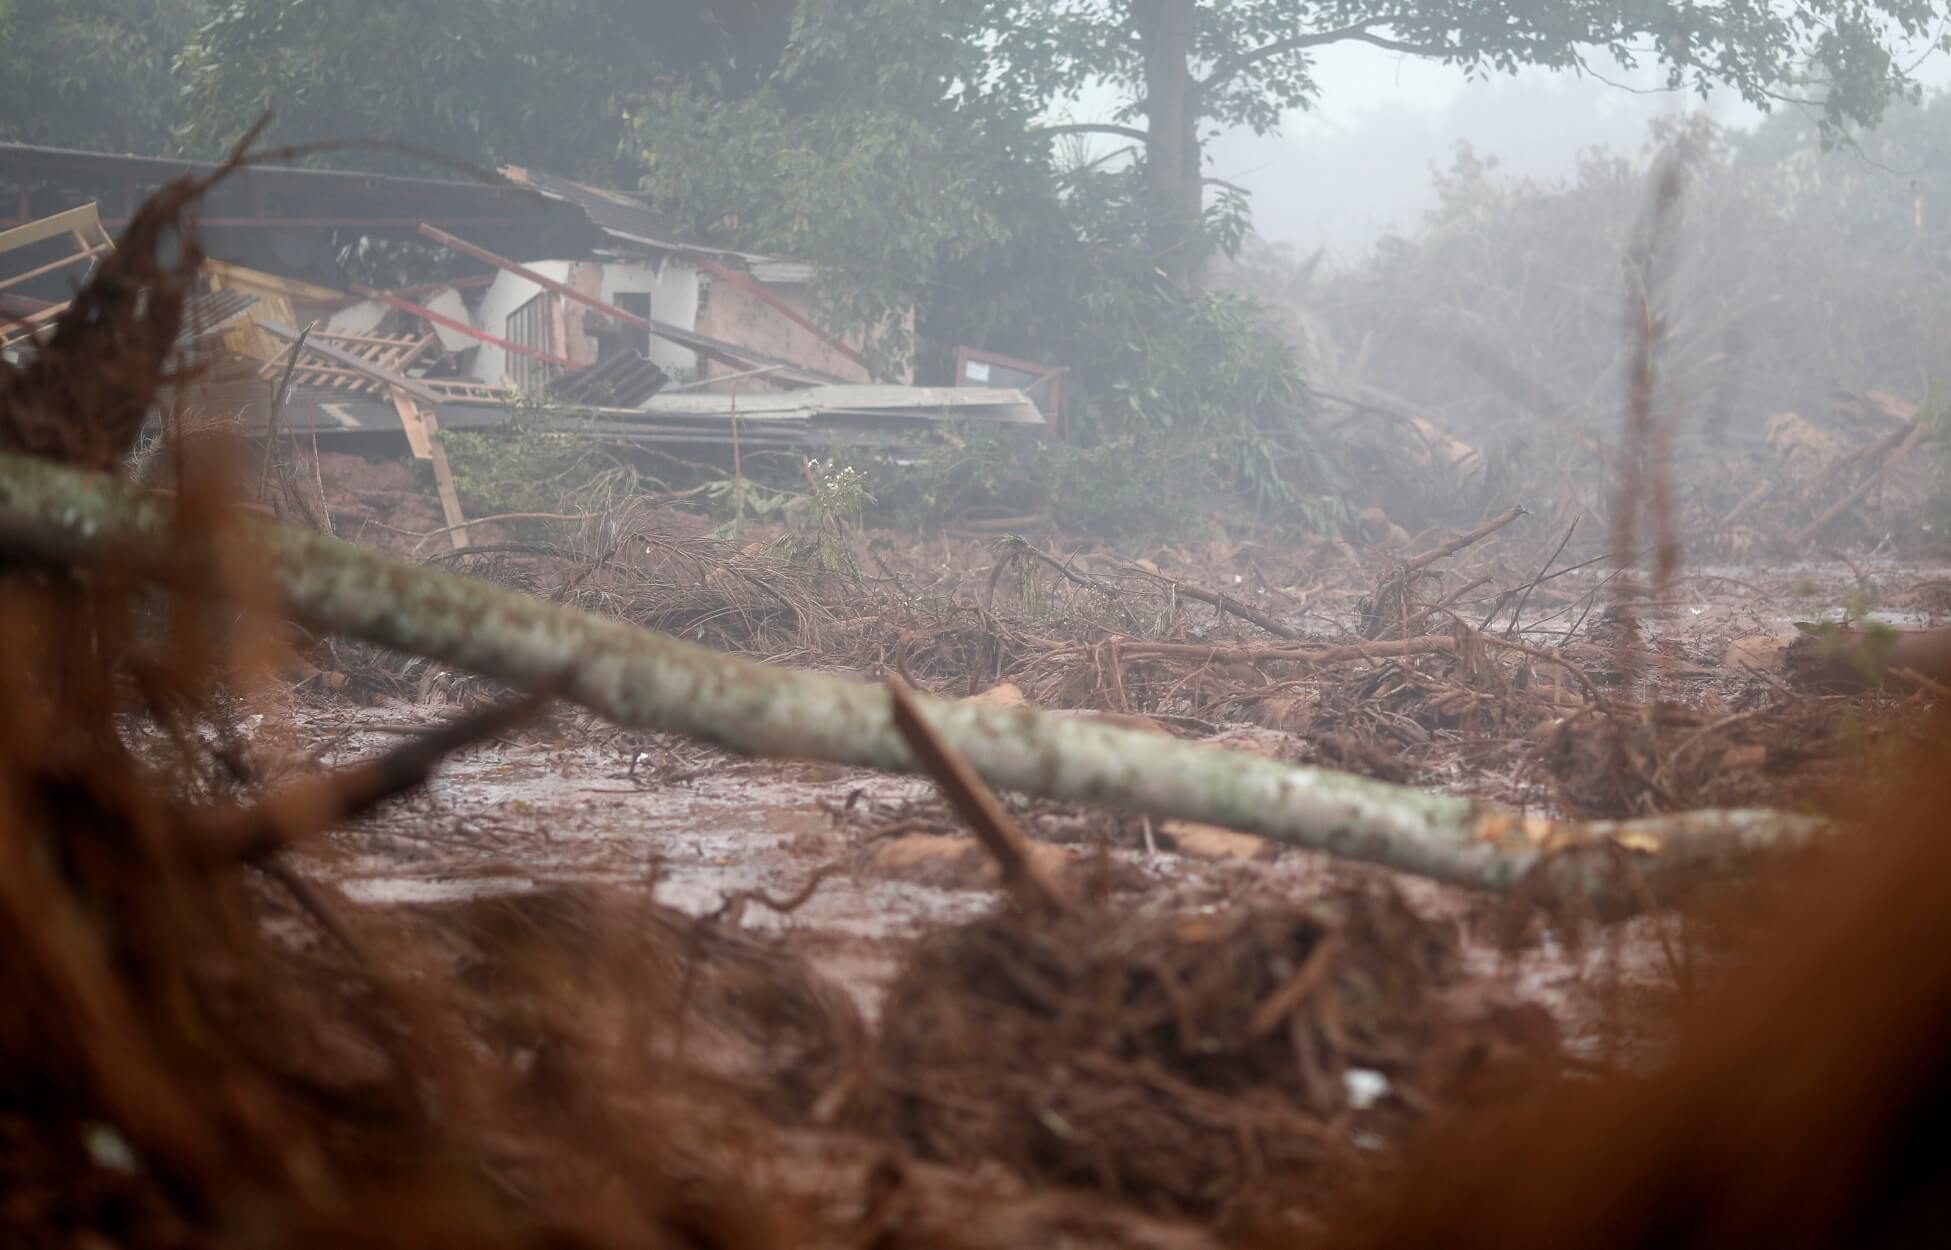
[0,451,1831,912]
[1786,624,1951,693]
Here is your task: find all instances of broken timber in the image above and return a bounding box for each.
[384,384,468,547]
[0,201,117,349]
[257,320,441,406]
[387,385,435,461]
[423,407,471,550]
[0,449,1833,915]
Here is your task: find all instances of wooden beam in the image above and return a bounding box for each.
[423,409,471,549]
[0,241,111,295]
[389,386,434,461]
[201,258,346,303]
[393,331,440,375]
[0,299,69,348]
[256,320,441,406]
[0,203,102,256]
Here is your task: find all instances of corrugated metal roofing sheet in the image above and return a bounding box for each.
[241,384,1046,451]
[175,288,261,349]
[496,164,816,285]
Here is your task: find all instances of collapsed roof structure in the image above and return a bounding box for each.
[0,142,1046,464]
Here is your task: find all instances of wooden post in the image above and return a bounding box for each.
[424,408,471,550]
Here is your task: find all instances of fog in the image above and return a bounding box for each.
[1210,51,1742,260]
[4,7,1951,1245]
[1221,43,1951,261]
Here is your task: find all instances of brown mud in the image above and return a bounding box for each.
[5,160,1949,1248]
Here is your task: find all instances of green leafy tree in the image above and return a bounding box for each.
[0,0,203,152]
[626,0,1053,375]
[175,0,523,172]
[1019,0,1948,287]
[1737,87,1951,262]
[624,2,1341,531]
[173,1,798,178]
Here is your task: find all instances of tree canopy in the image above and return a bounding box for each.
[1019,0,1949,284]
[13,0,1951,534]
[0,0,203,152]
[172,1,800,178]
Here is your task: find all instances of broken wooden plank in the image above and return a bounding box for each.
[389,386,434,461]
[423,408,471,549]
[264,363,373,389]
[0,204,115,346]
[0,202,104,256]
[258,332,436,397]
[393,331,439,375]
[202,259,344,363]
[256,320,440,406]
[202,259,346,304]
[323,337,377,391]
[0,240,112,295]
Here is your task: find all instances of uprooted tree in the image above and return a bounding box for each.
[0,446,1832,915]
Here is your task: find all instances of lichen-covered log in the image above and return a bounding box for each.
[0,450,1832,910]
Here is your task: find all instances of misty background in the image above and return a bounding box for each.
[6,2,1949,543]
[1113,44,1951,264]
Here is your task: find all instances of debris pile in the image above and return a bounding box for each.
[0,131,1947,1250]
[872,889,1554,1221]
[0,156,1230,1250]
[1304,712,1951,1250]
[1,144,1047,499]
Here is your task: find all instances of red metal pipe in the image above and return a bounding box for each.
[419,222,657,331]
[689,255,868,372]
[350,283,574,368]
[416,221,852,386]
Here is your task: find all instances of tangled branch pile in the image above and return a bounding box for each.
[6,143,1950,1250]
[872,889,1553,1222]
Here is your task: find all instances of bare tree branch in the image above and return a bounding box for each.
[1036,121,1153,144]
[1203,22,1467,91]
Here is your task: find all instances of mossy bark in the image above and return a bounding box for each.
[0,451,1833,910]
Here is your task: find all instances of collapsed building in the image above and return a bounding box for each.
[0,141,1051,533]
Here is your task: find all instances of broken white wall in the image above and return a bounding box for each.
[469,261,572,387]
[323,299,388,339]
[567,257,701,380]
[421,287,476,355]
[469,257,704,385]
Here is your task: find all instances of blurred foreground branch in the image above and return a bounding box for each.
[0,450,1831,912]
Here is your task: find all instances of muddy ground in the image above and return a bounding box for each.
[283,450,1948,1062]
[11,172,1946,1244]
